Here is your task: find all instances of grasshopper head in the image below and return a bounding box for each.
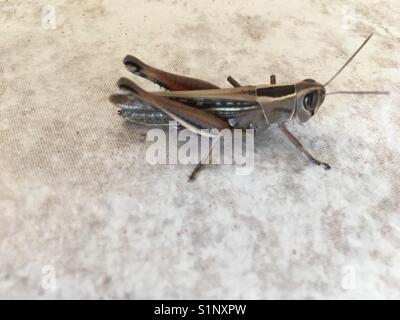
[294,79,325,123]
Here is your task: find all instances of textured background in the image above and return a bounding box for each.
[0,0,399,299]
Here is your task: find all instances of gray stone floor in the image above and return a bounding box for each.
[0,0,399,299]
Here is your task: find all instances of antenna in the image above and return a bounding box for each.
[324,33,374,87]
[326,90,389,96]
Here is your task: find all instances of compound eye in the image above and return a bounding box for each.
[303,92,317,113]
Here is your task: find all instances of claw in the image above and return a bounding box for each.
[322,163,331,170]
[311,159,331,170]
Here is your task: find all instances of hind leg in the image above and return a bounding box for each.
[123,55,220,91]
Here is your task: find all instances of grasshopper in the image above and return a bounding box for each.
[110,34,388,180]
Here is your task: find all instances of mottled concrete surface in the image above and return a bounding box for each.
[1,0,399,299]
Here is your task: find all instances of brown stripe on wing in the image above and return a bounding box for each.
[117,77,231,135]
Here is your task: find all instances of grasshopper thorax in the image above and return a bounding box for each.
[294,79,326,123]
